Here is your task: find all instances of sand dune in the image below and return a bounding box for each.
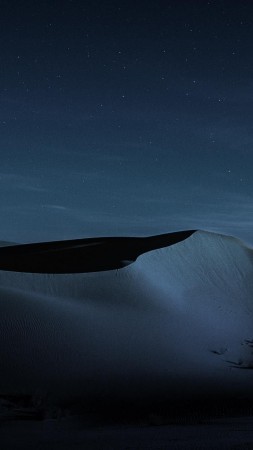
[0,230,252,415]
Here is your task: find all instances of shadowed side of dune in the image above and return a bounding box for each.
[0,230,196,273]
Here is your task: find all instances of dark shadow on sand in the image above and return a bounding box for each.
[0,230,196,273]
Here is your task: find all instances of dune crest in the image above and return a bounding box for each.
[0,230,195,273]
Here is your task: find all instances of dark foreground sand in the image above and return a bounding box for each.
[1,416,253,449]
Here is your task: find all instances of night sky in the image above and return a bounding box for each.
[1,0,253,243]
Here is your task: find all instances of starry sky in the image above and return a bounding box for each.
[1,0,253,243]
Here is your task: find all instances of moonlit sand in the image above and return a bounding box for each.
[0,229,253,424]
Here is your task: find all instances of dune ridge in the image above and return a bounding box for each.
[0,230,195,273]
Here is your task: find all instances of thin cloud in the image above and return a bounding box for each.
[0,173,47,193]
[42,204,68,211]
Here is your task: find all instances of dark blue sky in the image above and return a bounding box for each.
[1,0,253,243]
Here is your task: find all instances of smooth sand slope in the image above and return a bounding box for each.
[0,230,252,416]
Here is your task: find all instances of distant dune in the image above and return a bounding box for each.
[0,230,252,419]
